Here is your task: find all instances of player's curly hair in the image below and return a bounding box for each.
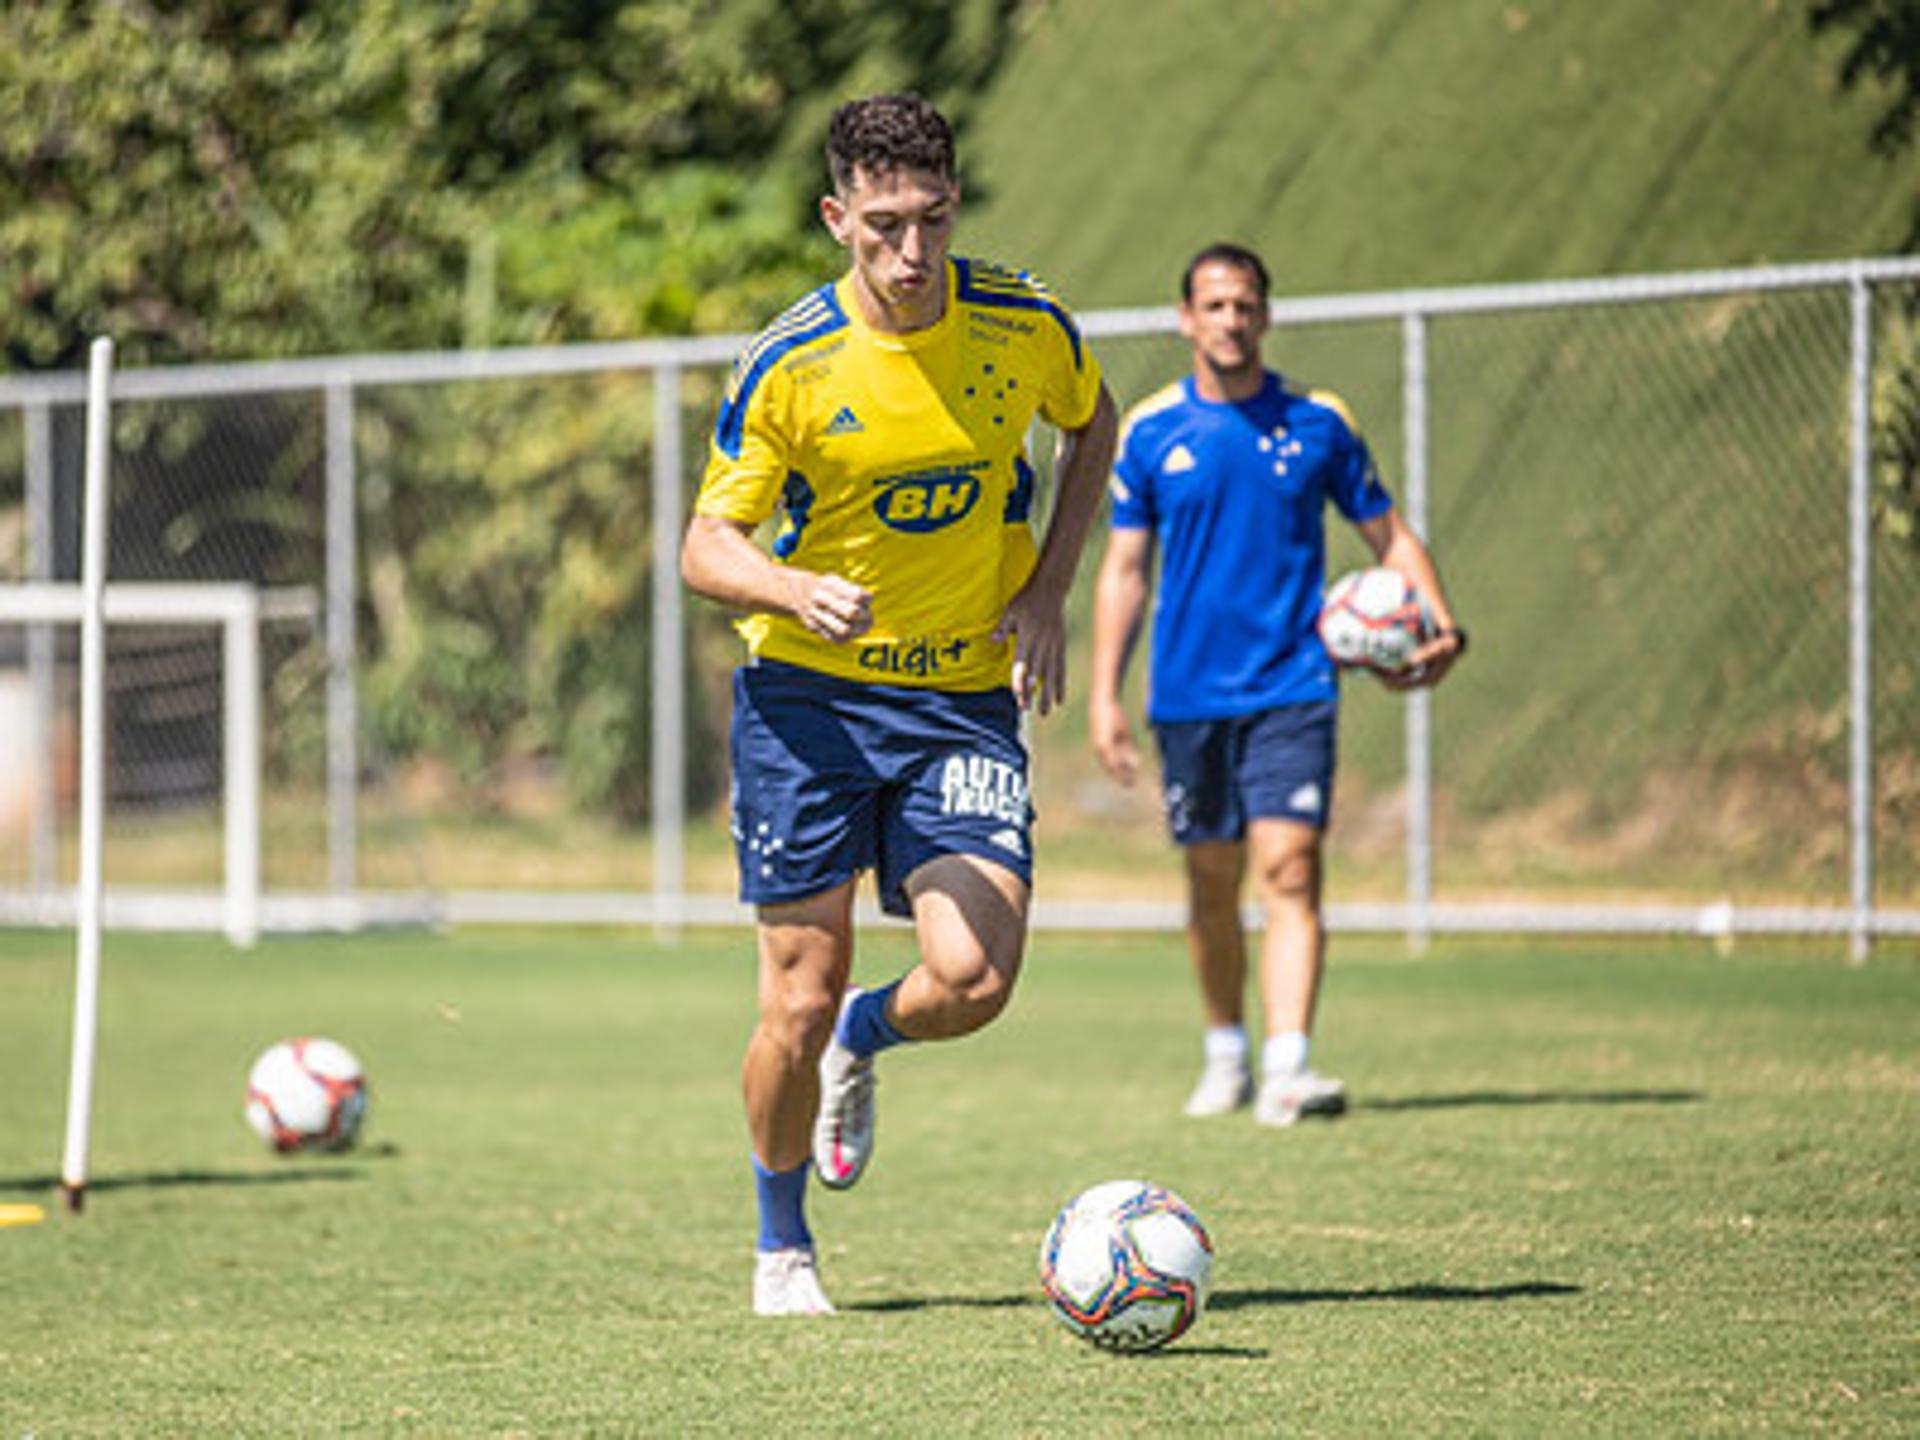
[826,93,955,193]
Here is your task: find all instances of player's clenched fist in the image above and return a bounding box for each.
[791,571,873,643]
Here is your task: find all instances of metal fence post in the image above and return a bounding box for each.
[1402,309,1433,952]
[325,379,358,902]
[1847,272,1875,962]
[651,362,687,933]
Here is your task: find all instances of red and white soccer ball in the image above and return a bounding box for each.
[245,1038,368,1153]
[1318,566,1432,673]
[1039,1179,1214,1352]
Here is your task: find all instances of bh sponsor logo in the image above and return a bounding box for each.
[872,463,985,533]
[940,754,1029,824]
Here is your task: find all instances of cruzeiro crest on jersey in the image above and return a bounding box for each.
[871,460,987,533]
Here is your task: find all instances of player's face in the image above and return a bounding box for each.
[822,164,959,331]
[1179,261,1269,380]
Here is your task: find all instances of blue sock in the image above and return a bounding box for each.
[752,1156,812,1253]
[836,978,911,1059]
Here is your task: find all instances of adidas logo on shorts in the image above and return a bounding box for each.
[987,827,1027,858]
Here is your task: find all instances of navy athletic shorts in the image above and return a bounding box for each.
[1153,701,1338,844]
[729,660,1033,917]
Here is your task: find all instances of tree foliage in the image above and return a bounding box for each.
[1870,305,1920,548]
[1,0,1022,819]
[1811,0,1920,159]
[1,0,1021,365]
[1811,0,1920,548]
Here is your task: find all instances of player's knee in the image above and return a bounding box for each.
[762,985,839,1061]
[934,950,1020,1031]
[967,962,1018,1022]
[952,982,1013,1034]
[1185,845,1244,900]
[1188,867,1240,913]
[1257,848,1321,904]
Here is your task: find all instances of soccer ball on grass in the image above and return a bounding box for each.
[1318,566,1431,673]
[245,1038,368,1153]
[1039,1179,1214,1351]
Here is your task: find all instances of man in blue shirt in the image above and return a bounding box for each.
[1087,242,1465,1127]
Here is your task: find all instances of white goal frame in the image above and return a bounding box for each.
[0,581,316,947]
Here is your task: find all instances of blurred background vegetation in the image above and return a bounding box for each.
[3,0,1918,890]
[1,0,1029,366]
[1,0,1023,824]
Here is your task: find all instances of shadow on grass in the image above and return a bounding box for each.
[848,1281,1576,1315]
[845,1295,1272,1356]
[0,1143,399,1196]
[845,1293,1036,1314]
[0,1168,369,1195]
[1211,1280,1580,1310]
[1358,1089,1702,1113]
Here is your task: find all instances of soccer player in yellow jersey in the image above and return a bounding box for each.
[682,93,1118,1315]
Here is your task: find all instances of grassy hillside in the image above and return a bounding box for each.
[947,0,1920,907]
[961,0,1920,306]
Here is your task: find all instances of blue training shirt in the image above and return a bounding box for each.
[1109,371,1394,723]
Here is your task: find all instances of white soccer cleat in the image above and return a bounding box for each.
[752,1247,835,1316]
[1182,1057,1254,1117]
[812,991,877,1191]
[1253,1069,1348,1129]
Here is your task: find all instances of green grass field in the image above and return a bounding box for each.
[1,926,1915,1434]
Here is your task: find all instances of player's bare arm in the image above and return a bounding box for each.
[1088,525,1153,785]
[681,513,873,644]
[995,383,1120,715]
[1355,508,1464,689]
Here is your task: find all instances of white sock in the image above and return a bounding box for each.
[1203,1025,1248,1065]
[1263,1030,1310,1078]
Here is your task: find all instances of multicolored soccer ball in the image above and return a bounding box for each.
[1318,566,1431,673]
[1039,1180,1214,1351]
[245,1038,368,1153]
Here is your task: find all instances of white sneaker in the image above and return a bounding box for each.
[1182,1057,1254,1117]
[1254,1069,1348,1128]
[752,1247,835,1316]
[812,990,877,1190]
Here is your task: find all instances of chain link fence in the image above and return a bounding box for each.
[2,259,1916,944]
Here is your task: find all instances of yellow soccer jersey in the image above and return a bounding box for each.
[695,256,1104,689]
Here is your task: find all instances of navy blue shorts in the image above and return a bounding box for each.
[1153,701,1338,844]
[729,661,1033,917]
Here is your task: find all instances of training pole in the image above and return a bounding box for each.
[60,336,114,1214]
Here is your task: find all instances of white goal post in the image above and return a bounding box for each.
[0,579,317,948]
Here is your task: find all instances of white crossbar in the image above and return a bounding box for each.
[0,583,317,948]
